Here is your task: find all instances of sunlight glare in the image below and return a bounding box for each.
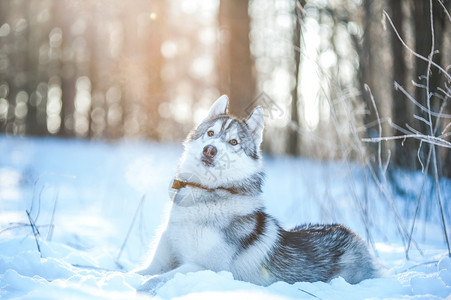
[172,94,192,124]
[0,98,8,121]
[161,41,178,59]
[47,80,62,134]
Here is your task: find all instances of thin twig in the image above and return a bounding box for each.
[116,195,146,267]
[46,193,58,242]
[398,260,439,273]
[383,11,451,82]
[431,144,450,256]
[0,224,55,235]
[406,148,432,258]
[29,177,40,215]
[26,210,42,258]
[427,0,451,257]
[418,141,425,173]
[442,121,451,135]
[324,84,376,252]
[435,0,451,22]
[437,87,451,100]
[413,115,431,127]
[34,184,46,224]
[298,288,322,299]
[394,83,451,118]
[0,223,29,234]
[362,134,451,149]
[365,160,423,255]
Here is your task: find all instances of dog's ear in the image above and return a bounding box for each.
[206,95,229,120]
[246,106,264,145]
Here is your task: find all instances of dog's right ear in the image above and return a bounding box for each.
[205,95,229,120]
[246,106,264,146]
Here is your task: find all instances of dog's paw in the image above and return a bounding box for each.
[137,275,166,295]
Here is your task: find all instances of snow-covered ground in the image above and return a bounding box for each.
[0,136,450,299]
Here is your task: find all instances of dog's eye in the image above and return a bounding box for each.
[207,130,214,137]
[229,139,238,146]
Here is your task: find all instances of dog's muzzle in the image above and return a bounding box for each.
[203,145,217,158]
[202,145,217,166]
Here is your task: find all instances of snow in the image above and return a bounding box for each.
[0,135,450,299]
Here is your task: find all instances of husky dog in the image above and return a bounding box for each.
[137,95,379,293]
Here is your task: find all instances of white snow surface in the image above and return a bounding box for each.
[0,136,450,299]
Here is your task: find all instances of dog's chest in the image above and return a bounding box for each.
[167,204,234,270]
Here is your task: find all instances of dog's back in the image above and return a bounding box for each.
[223,209,378,285]
[266,223,379,284]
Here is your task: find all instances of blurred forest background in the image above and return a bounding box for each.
[1,0,451,178]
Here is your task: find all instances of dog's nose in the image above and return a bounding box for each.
[203,145,217,158]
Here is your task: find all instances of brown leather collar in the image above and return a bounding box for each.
[172,179,238,195]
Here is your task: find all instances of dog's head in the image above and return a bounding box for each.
[177,95,264,188]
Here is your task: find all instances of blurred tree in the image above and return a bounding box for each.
[389,0,414,170]
[25,1,47,136]
[435,0,451,178]
[219,0,255,118]
[54,0,76,137]
[413,0,449,176]
[357,0,379,163]
[287,0,305,156]
[2,0,30,135]
[142,0,166,140]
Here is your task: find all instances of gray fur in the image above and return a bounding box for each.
[266,223,378,284]
[188,114,260,160]
[136,95,379,293]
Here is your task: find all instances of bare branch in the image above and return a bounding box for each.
[362,134,451,148]
[383,11,451,82]
[435,0,451,22]
[365,84,384,174]
[26,210,42,258]
[116,195,146,269]
[395,83,451,118]
[442,121,451,135]
[413,115,431,127]
[46,193,58,242]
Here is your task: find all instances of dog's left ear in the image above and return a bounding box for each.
[246,106,264,146]
[205,95,229,120]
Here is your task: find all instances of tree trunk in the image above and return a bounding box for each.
[389,0,414,169]
[413,0,447,175]
[359,0,378,159]
[287,0,304,156]
[55,0,76,138]
[434,0,451,178]
[412,0,433,171]
[143,1,166,140]
[218,0,255,118]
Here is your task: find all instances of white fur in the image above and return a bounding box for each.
[205,95,229,121]
[177,119,263,188]
[230,220,280,285]
[246,106,264,146]
[177,95,264,189]
[137,96,268,293]
[137,191,266,293]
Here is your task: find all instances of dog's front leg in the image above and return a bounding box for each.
[135,230,177,276]
[137,263,204,294]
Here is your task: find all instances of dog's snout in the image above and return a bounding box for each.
[203,145,217,158]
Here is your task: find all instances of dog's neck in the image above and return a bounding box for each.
[172,179,238,195]
[171,171,264,198]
